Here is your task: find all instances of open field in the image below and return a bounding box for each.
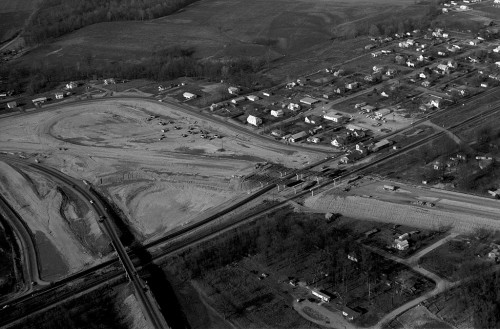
[14,0,430,77]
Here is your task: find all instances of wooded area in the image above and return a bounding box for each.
[23,0,199,45]
[0,47,274,95]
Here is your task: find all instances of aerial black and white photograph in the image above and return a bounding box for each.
[1,0,500,328]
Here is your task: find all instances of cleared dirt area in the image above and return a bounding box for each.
[0,162,100,280]
[0,98,321,240]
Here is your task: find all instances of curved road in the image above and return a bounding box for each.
[0,194,50,289]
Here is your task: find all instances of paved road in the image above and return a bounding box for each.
[294,233,459,329]
[23,163,169,329]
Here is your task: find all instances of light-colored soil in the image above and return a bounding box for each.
[121,293,152,329]
[0,162,96,279]
[0,98,321,241]
[304,179,500,233]
[108,180,235,238]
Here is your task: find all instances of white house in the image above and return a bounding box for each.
[103,78,116,85]
[288,103,301,111]
[323,112,344,122]
[271,109,284,117]
[247,115,262,126]
[183,92,197,100]
[406,60,415,67]
[55,92,64,100]
[228,86,240,95]
[65,81,77,89]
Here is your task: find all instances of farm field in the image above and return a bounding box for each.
[15,0,431,78]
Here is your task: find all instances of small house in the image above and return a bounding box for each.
[361,105,376,113]
[228,86,240,95]
[271,109,284,117]
[247,115,262,126]
[288,103,301,111]
[103,78,116,85]
[55,92,64,100]
[300,97,319,106]
[246,95,259,102]
[347,253,358,262]
[323,112,344,122]
[332,137,347,147]
[342,307,361,321]
[394,239,409,250]
[231,96,246,104]
[183,92,197,100]
[345,82,359,90]
[271,130,284,137]
[7,101,17,109]
[375,108,391,118]
[289,131,308,143]
[372,139,392,151]
[305,115,322,125]
[65,81,77,89]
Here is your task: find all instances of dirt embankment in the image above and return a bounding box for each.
[305,192,500,233]
[0,162,104,280]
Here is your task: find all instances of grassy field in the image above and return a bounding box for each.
[0,0,38,43]
[15,0,429,78]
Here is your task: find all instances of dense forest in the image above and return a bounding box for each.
[23,0,199,45]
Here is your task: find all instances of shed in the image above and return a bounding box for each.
[289,131,308,143]
[342,306,360,321]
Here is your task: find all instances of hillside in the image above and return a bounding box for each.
[0,0,39,43]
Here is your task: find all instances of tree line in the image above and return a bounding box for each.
[23,0,200,45]
[0,46,274,95]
